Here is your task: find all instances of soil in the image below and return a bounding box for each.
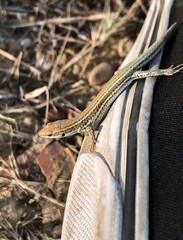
[0,0,149,239]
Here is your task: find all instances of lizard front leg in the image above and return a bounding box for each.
[84,126,96,151]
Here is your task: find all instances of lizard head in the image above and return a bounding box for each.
[38,120,65,138]
[38,119,79,138]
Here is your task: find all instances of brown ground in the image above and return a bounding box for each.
[0,0,149,239]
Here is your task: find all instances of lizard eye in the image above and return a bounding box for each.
[61,133,65,137]
[47,134,52,137]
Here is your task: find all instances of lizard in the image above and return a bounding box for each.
[38,23,183,150]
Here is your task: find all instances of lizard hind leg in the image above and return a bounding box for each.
[166,63,183,75]
[132,63,183,79]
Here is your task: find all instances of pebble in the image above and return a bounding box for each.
[88,62,114,86]
[118,37,134,57]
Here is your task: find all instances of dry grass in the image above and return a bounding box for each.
[0,0,149,239]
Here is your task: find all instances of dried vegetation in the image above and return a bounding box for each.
[0,0,149,239]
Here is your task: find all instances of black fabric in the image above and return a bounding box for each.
[149,1,183,240]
